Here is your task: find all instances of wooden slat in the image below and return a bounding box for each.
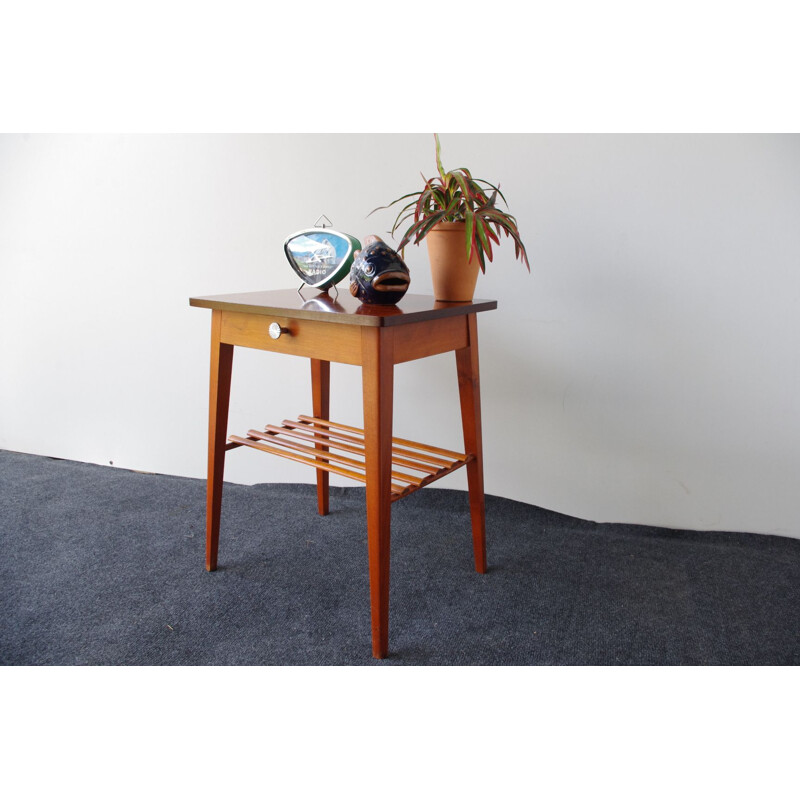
[391,435,468,461]
[286,419,454,469]
[297,415,468,461]
[245,429,425,486]
[230,434,409,496]
[405,456,475,492]
[228,414,472,503]
[272,423,441,475]
[229,435,366,483]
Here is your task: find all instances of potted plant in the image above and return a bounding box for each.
[369,133,530,301]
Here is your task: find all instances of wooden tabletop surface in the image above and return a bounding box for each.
[189,289,498,327]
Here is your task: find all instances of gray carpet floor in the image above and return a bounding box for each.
[1,448,798,665]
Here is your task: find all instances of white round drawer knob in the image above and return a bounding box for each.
[268,322,288,340]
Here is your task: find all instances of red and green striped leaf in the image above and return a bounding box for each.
[464,208,475,260]
[475,216,494,263]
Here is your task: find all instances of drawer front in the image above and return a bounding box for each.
[219,311,363,365]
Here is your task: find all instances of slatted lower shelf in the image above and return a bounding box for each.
[227,415,472,501]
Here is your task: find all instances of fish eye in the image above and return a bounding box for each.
[363,262,375,276]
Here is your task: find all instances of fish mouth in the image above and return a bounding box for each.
[372,271,410,291]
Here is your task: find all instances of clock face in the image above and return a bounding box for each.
[283,228,361,290]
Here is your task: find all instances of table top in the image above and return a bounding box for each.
[189,289,497,327]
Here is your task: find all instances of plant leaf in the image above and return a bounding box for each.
[367,190,422,217]
[474,178,508,206]
[449,171,476,214]
[475,239,486,273]
[483,219,500,245]
[434,133,447,182]
[503,227,531,270]
[396,218,427,251]
[475,216,493,263]
[391,210,418,238]
[474,208,530,270]
[408,209,450,245]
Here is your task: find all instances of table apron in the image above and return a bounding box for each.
[218,310,471,365]
[219,310,363,365]
[391,316,469,363]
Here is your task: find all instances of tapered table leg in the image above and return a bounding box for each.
[361,327,394,659]
[311,358,331,516]
[456,313,487,574]
[206,310,233,572]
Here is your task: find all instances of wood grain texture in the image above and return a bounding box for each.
[243,428,423,486]
[392,316,469,364]
[296,416,464,464]
[361,326,394,658]
[456,313,487,574]
[311,359,330,515]
[190,289,497,328]
[264,424,439,475]
[220,311,363,365]
[230,417,470,502]
[206,310,233,572]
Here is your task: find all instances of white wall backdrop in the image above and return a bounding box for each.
[1,133,799,538]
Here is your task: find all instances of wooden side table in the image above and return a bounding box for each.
[189,289,497,658]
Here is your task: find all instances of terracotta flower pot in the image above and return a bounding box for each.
[425,221,481,302]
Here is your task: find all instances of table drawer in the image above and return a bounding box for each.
[219,310,363,365]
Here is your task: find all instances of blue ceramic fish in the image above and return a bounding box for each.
[349,235,410,305]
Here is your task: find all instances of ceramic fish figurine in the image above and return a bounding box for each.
[349,235,410,305]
